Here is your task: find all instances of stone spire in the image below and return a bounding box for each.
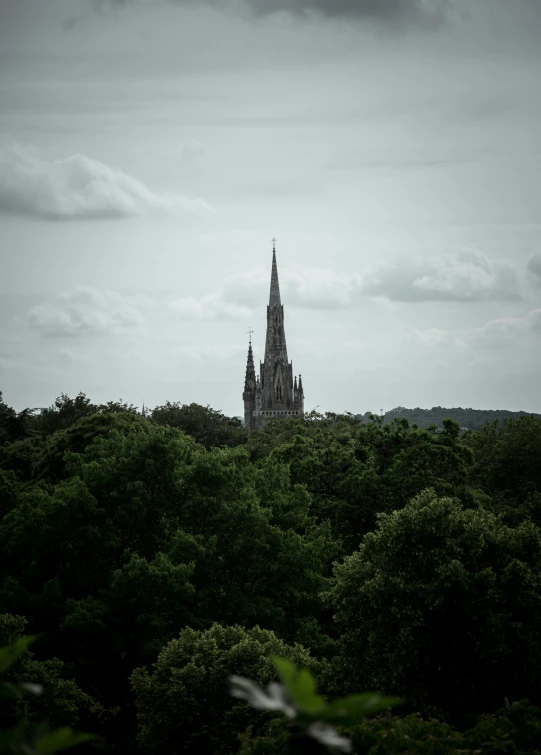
[243,330,257,431]
[268,237,281,308]
[264,240,288,366]
[244,338,256,392]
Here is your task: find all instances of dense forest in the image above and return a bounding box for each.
[1,390,541,754]
[358,405,541,431]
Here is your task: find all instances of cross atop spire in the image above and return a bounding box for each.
[246,326,254,344]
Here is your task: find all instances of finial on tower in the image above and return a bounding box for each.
[272,236,276,251]
[247,327,254,344]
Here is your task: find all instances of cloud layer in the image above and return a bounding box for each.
[473,308,541,348]
[527,255,541,286]
[28,287,150,337]
[170,265,363,319]
[171,250,529,320]
[96,0,448,26]
[0,142,210,220]
[363,249,525,303]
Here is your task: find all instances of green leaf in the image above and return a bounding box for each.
[0,680,43,699]
[35,728,96,754]
[271,656,296,689]
[270,656,325,715]
[0,635,39,673]
[319,693,404,726]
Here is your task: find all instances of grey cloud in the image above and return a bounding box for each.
[170,265,363,319]
[28,288,150,337]
[94,0,449,26]
[0,141,211,221]
[473,309,541,349]
[234,0,447,24]
[362,249,525,303]
[527,255,541,286]
[408,328,465,348]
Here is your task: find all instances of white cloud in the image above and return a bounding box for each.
[409,327,466,347]
[170,265,362,319]
[170,293,252,321]
[0,141,211,220]
[169,250,526,321]
[58,346,89,362]
[28,287,151,337]
[472,308,541,349]
[362,248,525,302]
[176,343,247,360]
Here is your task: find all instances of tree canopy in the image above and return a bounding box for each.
[0,391,540,753]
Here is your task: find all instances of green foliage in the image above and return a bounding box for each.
[366,405,541,432]
[241,701,541,755]
[32,393,139,438]
[348,701,541,755]
[232,656,401,754]
[0,392,37,446]
[2,390,541,754]
[466,415,541,522]
[0,617,93,731]
[271,656,401,724]
[32,410,150,485]
[329,489,541,721]
[151,401,246,448]
[0,633,95,755]
[131,624,317,755]
[250,414,473,552]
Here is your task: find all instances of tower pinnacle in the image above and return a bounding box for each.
[269,238,281,308]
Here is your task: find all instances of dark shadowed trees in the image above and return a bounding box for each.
[330,488,541,722]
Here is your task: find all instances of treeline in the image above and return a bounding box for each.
[358,404,541,431]
[1,391,541,753]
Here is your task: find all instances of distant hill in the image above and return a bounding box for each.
[357,406,541,432]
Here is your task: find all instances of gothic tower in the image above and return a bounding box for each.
[243,240,304,431]
[242,334,257,432]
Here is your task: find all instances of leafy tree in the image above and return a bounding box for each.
[0,392,37,446]
[0,437,45,484]
[151,401,245,448]
[31,410,150,484]
[32,393,139,438]
[363,405,541,432]
[347,701,541,755]
[0,631,95,755]
[466,415,541,521]
[329,488,541,722]
[256,416,473,552]
[131,624,318,755]
[232,655,400,755]
[171,444,338,642]
[0,616,93,731]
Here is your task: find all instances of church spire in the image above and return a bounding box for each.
[264,239,288,366]
[269,237,281,308]
[244,329,256,392]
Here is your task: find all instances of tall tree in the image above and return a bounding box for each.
[329,488,541,722]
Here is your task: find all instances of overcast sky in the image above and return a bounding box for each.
[1,0,540,416]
